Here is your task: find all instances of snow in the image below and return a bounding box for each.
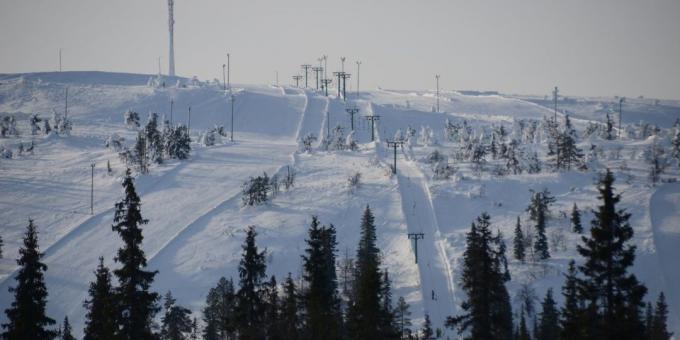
[1,71,679,337]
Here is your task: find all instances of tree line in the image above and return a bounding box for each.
[448,169,673,340]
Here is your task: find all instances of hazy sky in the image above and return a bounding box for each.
[1,0,679,99]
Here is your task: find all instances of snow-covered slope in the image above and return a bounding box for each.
[1,71,678,337]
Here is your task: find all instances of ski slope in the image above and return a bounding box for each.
[650,183,680,334]
[1,71,679,337]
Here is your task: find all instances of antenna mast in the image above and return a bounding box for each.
[168,0,176,77]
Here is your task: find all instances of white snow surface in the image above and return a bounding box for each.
[0,71,679,337]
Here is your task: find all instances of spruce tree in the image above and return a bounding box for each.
[160,291,192,340]
[527,190,552,260]
[393,296,412,340]
[577,169,647,339]
[302,216,341,339]
[559,261,581,340]
[605,112,614,140]
[83,257,117,340]
[379,270,399,338]
[645,302,654,339]
[346,205,386,339]
[60,317,75,340]
[202,277,236,340]
[2,219,57,340]
[0,234,3,259]
[235,226,267,339]
[513,217,525,262]
[112,169,160,340]
[279,273,302,340]
[650,292,673,340]
[447,213,513,339]
[537,289,559,340]
[571,203,583,233]
[262,276,280,340]
[202,287,220,340]
[517,310,531,340]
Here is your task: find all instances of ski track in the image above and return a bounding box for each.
[396,159,456,336]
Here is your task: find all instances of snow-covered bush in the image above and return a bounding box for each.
[300,133,317,153]
[283,165,296,190]
[425,149,445,164]
[549,228,568,252]
[347,172,362,194]
[433,161,456,180]
[345,131,358,151]
[418,126,437,146]
[241,173,271,206]
[106,134,125,152]
[1,146,13,159]
[124,110,141,128]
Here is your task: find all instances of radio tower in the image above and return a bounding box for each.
[168,0,176,77]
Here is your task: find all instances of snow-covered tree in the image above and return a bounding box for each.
[29,114,42,135]
[0,115,18,137]
[671,128,680,166]
[526,151,542,174]
[346,130,358,151]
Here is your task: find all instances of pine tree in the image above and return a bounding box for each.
[346,205,388,339]
[112,169,160,340]
[60,317,75,340]
[447,213,513,339]
[513,217,526,262]
[160,291,192,340]
[577,169,647,339]
[2,219,57,340]
[0,234,3,259]
[536,289,559,340]
[650,292,673,340]
[559,261,581,340]
[302,216,341,339]
[279,273,302,340]
[393,296,412,340]
[83,257,117,340]
[235,226,267,339]
[571,203,583,233]
[421,314,434,340]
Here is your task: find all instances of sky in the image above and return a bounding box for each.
[1,0,679,99]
